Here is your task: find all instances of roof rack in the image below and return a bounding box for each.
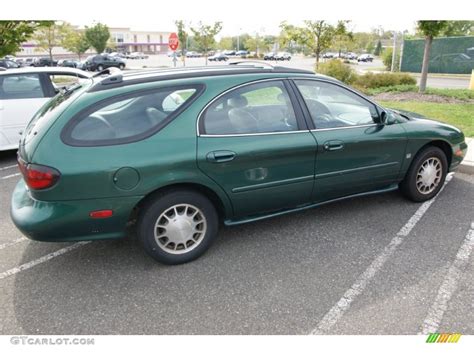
[93,67,123,85]
[228,61,274,69]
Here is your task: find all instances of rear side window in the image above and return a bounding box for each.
[0,74,45,99]
[62,85,202,146]
[201,80,298,135]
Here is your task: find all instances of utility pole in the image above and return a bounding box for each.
[391,31,397,72]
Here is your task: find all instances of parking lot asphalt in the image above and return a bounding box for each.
[0,149,473,335]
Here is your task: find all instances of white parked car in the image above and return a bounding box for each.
[0,67,91,151]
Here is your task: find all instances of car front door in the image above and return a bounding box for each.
[197,79,317,219]
[292,79,408,202]
[0,73,49,149]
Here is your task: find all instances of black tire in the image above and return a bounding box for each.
[137,189,219,265]
[97,64,104,71]
[119,63,125,70]
[400,146,448,202]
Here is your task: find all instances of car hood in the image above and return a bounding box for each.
[387,108,463,135]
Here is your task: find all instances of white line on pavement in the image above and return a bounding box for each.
[1,173,21,180]
[419,222,474,334]
[0,237,28,251]
[0,164,17,171]
[309,174,453,335]
[0,242,90,280]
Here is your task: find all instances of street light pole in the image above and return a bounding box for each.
[391,31,397,72]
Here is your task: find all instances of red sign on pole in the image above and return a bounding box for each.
[168,33,179,51]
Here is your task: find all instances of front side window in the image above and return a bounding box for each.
[0,74,45,99]
[64,86,201,146]
[202,80,298,135]
[295,80,379,129]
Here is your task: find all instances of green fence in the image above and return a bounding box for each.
[401,36,474,74]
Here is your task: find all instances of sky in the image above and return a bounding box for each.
[2,0,472,37]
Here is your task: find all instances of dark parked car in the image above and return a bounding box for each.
[84,55,126,71]
[0,59,20,69]
[32,57,58,67]
[58,59,82,68]
[11,64,467,265]
[357,54,374,62]
[236,50,249,57]
[208,53,229,62]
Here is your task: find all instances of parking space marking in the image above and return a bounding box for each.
[1,173,21,180]
[0,237,28,251]
[0,242,90,280]
[309,174,453,335]
[0,164,17,171]
[419,222,474,334]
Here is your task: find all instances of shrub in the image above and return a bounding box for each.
[354,72,416,89]
[317,59,356,84]
[382,47,401,71]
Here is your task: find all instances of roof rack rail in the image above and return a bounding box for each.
[93,67,123,85]
[228,61,274,69]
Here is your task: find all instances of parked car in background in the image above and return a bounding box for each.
[10,64,467,265]
[58,59,82,68]
[0,67,91,151]
[0,59,20,69]
[84,54,126,71]
[357,54,374,62]
[128,52,148,59]
[208,53,229,62]
[167,51,182,57]
[236,50,249,57]
[223,50,236,56]
[32,57,58,67]
[322,52,336,59]
[274,52,291,61]
[345,52,358,60]
[263,52,276,60]
[185,51,202,58]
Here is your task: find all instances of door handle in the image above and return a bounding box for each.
[206,150,236,163]
[323,140,345,152]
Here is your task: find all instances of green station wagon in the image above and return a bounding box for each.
[11,64,467,264]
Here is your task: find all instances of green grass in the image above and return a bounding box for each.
[366,85,474,101]
[377,100,474,137]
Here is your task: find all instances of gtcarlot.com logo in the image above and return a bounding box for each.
[10,336,95,346]
[426,333,462,343]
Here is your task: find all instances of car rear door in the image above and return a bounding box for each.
[0,73,50,149]
[291,79,407,202]
[197,79,317,219]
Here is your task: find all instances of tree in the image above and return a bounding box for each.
[417,21,448,93]
[85,23,110,54]
[280,20,349,69]
[33,21,67,61]
[374,40,383,56]
[175,20,188,66]
[333,21,353,57]
[218,37,234,50]
[0,21,47,57]
[61,29,90,60]
[442,21,474,36]
[243,35,265,56]
[190,21,222,65]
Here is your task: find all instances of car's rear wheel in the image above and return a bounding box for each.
[119,63,125,70]
[97,64,104,71]
[400,146,448,202]
[137,190,219,264]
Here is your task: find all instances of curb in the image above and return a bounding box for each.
[458,163,474,175]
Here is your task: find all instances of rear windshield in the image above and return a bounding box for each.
[23,83,89,143]
[62,84,204,146]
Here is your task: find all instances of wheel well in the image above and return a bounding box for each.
[131,183,227,222]
[425,140,452,166]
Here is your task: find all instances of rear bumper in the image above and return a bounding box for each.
[10,179,142,242]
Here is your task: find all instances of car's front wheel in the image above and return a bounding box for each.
[119,63,125,70]
[400,146,448,202]
[138,190,219,264]
[97,64,104,71]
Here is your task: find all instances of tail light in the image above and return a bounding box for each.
[18,157,60,190]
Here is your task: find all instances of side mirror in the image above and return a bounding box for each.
[380,110,396,125]
[380,111,387,124]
